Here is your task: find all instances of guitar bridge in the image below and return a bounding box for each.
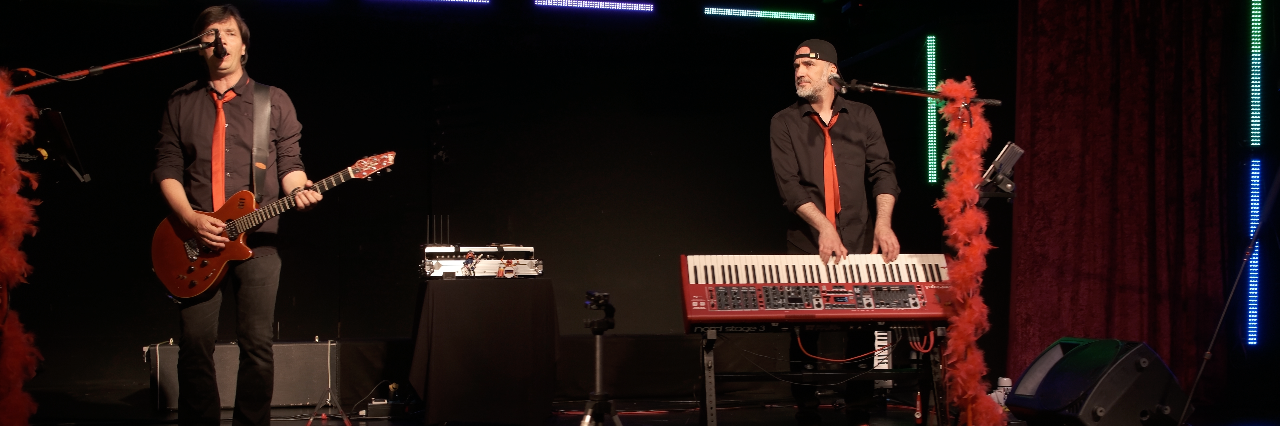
[183,239,200,262]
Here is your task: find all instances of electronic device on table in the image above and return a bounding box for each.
[680,253,951,331]
[421,245,544,279]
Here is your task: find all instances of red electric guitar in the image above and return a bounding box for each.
[151,152,395,298]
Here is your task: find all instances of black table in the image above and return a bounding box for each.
[409,278,558,425]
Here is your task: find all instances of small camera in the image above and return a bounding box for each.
[584,291,610,310]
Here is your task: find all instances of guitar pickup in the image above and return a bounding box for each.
[183,239,200,261]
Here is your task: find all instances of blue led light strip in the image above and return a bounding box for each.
[926,35,938,184]
[534,0,653,11]
[703,7,815,21]
[1251,0,1262,146]
[403,0,489,3]
[1249,160,1261,345]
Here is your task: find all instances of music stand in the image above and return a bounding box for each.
[977,141,1023,207]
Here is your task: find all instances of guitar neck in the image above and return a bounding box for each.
[231,168,354,231]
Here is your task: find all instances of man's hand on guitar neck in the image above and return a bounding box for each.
[182,212,229,249]
[290,180,322,212]
[284,172,322,212]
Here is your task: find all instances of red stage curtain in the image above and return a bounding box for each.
[1010,0,1225,397]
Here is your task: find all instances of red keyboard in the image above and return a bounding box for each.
[681,254,953,331]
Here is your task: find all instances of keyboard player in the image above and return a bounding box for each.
[771,39,900,264]
[769,39,902,425]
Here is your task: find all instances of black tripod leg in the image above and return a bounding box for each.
[580,401,597,426]
[582,397,623,426]
[700,330,718,426]
[305,399,326,426]
[304,387,350,426]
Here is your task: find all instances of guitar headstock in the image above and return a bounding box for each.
[351,152,396,179]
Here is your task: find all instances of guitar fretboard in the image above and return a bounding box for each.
[230,168,354,233]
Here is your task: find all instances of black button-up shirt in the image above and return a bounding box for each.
[770,96,900,254]
[153,73,305,255]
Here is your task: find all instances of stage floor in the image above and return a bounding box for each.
[24,379,1279,426]
[25,404,964,426]
[27,401,1280,426]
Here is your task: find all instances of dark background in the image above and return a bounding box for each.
[4,0,1265,419]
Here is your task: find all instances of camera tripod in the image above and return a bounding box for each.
[580,291,622,426]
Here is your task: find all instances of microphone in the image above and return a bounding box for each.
[211,29,228,59]
[173,29,228,58]
[829,73,851,94]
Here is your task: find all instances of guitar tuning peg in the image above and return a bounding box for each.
[385,168,392,173]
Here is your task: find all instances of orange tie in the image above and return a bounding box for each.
[810,113,840,228]
[210,90,237,211]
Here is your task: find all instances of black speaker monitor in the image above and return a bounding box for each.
[1005,337,1190,426]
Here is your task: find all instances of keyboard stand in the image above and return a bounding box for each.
[696,326,951,426]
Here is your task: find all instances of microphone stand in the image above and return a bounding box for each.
[838,79,1004,107]
[9,30,219,94]
[836,78,1003,131]
[1176,161,1280,426]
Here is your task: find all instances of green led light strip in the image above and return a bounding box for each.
[703,7,814,20]
[1252,0,1262,147]
[926,35,938,184]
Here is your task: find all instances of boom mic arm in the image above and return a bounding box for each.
[835,76,1003,106]
[11,29,228,93]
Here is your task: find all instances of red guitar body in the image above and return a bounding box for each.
[149,151,395,299]
[151,190,258,299]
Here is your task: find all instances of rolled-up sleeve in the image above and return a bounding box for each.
[271,87,305,179]
[770,114,812,213]
[153,98,185,184]
[860,108,900,198]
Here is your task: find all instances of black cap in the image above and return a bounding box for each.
[794,39,838,65]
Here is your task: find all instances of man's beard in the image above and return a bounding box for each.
[796,70,835,102]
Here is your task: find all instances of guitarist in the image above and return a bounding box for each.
[151,5,322,425]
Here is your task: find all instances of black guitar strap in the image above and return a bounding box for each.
[252,81,272,203]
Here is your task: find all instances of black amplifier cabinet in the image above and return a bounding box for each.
[146,340,338,410]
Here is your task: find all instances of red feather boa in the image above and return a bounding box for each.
[0,71,43,425]
[934,78,1004,426]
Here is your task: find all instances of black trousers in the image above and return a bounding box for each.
[787,241,875,423]
[177,254,281,426]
